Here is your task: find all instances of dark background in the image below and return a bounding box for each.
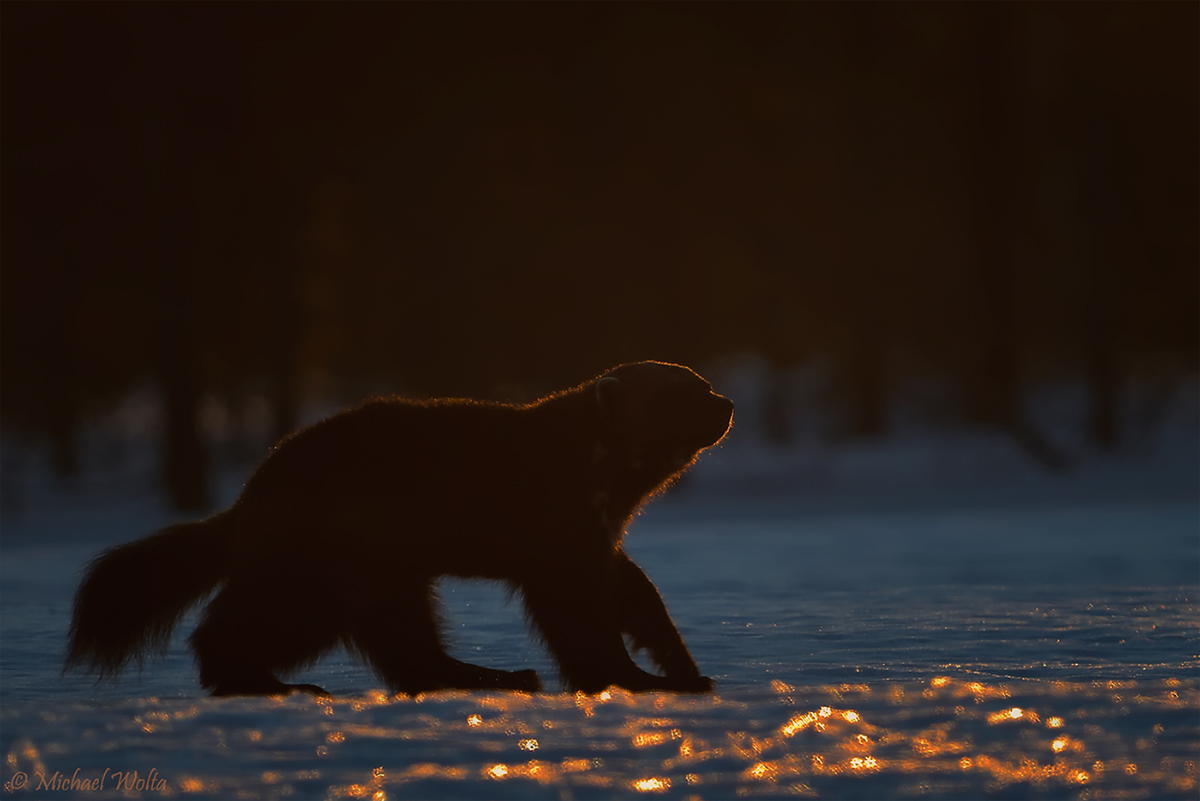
[3,3,1197,511]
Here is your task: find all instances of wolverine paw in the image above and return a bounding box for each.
[504,669,543,692]
[668,675,714,694]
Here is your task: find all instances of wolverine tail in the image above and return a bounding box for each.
[66,512,235,678]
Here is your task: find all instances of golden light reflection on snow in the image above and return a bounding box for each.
[771,679,796,694]
[7,675,1190,800]
[632,731,666,748]
[781,711,820,736]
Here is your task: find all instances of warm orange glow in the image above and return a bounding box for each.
[403,764,452,780]
[781,711,820,737]
[987,706,1028,724]
[573,692,596,717]
[599,690,612,701]
[156,675,1193,797]
[479,695,514,711]
[633,732,667,748]
[931,676,950,688]
[632,776,670,792]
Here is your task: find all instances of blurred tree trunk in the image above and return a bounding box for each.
[47,290,82,478]
[146,111,210,511]
[846,313,886,439]
[42,213,83,478]
[962,8,1066,470]
[1080,104,1122,451]
[267,193,303,445]
[761,361,791,445]
[271,310,301,445]
[963,10,1020,431]
[843,5,889,439]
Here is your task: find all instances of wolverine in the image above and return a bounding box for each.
[66,361,734,697]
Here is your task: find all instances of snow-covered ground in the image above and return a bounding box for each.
[2,378,1197,799]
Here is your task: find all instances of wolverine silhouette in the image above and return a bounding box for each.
[67,361,734,697]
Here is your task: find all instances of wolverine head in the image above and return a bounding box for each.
[595,361,734,469]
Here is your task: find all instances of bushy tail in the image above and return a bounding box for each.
[66,512,235,678]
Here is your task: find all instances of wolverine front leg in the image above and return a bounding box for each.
[520,569,685,694]
[614,550,713,692]
[345,579,541,694]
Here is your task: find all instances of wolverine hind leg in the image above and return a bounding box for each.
[344,580,541,694]
[190,581,337,697]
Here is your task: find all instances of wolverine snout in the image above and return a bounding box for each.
[704,393,735,444]
[713,393,734,417]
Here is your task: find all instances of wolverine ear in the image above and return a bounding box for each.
[596,376,622,425]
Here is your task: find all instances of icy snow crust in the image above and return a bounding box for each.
[2,407,1198,799]
[4,676,1197,800]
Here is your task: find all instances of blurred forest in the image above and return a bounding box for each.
[2,3,1197,510]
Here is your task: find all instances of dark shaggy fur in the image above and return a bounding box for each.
[66,361,734,696]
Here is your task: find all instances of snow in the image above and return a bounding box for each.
[4,678,1196,799]
[1,380,1197,798]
